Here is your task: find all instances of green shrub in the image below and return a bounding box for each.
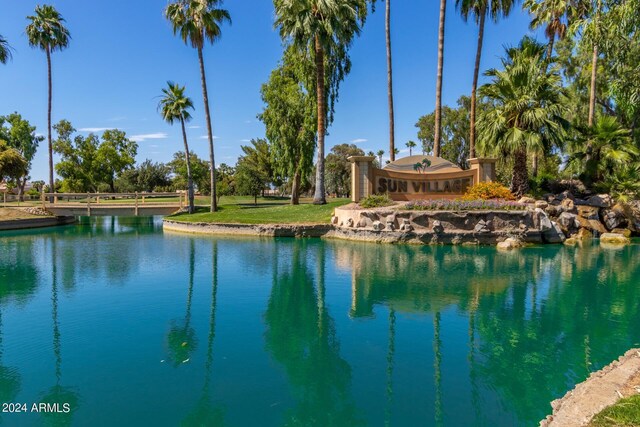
[462,182,515,201]
[358,194,394,208]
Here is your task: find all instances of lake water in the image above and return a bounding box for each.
[0,216,639,426]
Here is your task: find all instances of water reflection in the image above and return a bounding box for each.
[264,241,363,426]
[39,237,80,427]
[181,240,226,426]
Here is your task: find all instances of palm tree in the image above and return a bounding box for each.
[0,35,13,64]
[524,0,570,176]
[158,82,196,214]
[385,0,396,162]
[377,149,385,165]
[569,116,637,186]
[457,0,516,161]
[477,37,568,196]
[26,5,70,201]
[273,0,369,205]
[434,0,447,158]
[406,140,416,156]
[165,0,231,213]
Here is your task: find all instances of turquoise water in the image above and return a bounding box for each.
[1,217,639,426]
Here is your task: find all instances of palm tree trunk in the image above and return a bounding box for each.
[588,44,598,127]
[546,33,555,65]
[197,47,217,212]
[469,7,486,161]
[180,117,195,214]
[386,0,395,162]
[291,169,300,205]
[511,147,530,197]
[313,35,327,205]
[434,0,447,158]
[47,46,54,202]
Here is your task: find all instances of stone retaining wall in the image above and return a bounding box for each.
[0,216,76,231]
[163,220,333,238]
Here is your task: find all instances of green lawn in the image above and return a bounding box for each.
[168,196,351,224]
[590,395,640,427]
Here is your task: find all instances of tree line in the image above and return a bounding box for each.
[2,0,639,210]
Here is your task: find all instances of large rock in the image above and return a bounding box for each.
[372,221,384,231]
[543,221,566,243]
[601,209,626,231]
[497,237,523,251]
[585,194,612,208]
[560,198,576,213]
[577,205,599,220]
[600,233,631,245]
[432,220,444,234]
[473,220,490,234]
[558,212,580,234]
[576,216,608,235]
[572,228,593,241]
[611,228,632,238]
[518,196,536,204]
[536,208,553,231]
[535,200,549,210]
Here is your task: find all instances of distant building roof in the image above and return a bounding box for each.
[383,155,462,174]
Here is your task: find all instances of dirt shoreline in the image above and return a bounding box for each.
[540,348,640,426]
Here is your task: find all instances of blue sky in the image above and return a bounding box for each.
[0,0,542,181]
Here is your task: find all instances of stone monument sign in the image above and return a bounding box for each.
[348,155,496,202]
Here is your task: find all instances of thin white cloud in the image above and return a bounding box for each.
[79,127,109,132]
[149,144,159,148]
[199,135,219,140]
[130,133,168,142]
[188,125,201,129]
[351,138,368,144]
[240,139,251,142]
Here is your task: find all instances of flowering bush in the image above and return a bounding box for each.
[462,182,515,201]
[404,199,525,211]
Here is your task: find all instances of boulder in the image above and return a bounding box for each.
[331,216,338,225]
[585,194,612,208]
[543,221,566,243]
[432,220,444,234]
[518,196,536,204]
[558,212,580,234]
[611,228,632,238]
[560,198,576,213]
[535,200,549,210]
[545,205,561,218]
[564,237,579,246]
[385,215,396,231]
[576,216,608,235]
[601,209,625,230]
[497,237,523,251]
[399,218,413,232]
[357,218,368,228]
[600,233,631,245]
[473,220,490,234]
[346,218,354,228]
[572,228,593,241]
[536,208,553,231]
[372,221,384,231]
[577,205,599,220]
[557,190,576,201]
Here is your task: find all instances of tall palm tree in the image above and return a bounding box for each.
[406,140,416,156]
[273,0,369,205]
[26,5,70,200]
[377,149,385,165]
[165,0,231,213]
[0,35,12,64]
[477,37,568,196]
[524,0,570,176]
[385,0,396,162]
[434,0,447,158]
[457,0,516,161]
[158,82,196,214]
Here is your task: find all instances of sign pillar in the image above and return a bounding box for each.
[348,156,375,202]
[469,158,497,183]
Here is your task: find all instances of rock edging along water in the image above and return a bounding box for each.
[540,348,640,427]
[163,206,552,245]
[0,216,76,231]
[162,219,333,238]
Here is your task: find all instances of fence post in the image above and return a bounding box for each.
[135,192,139,216]
[179,192,183,209]
[41,189,45,209]
[87,193,91,216]
[3,192,6,208]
